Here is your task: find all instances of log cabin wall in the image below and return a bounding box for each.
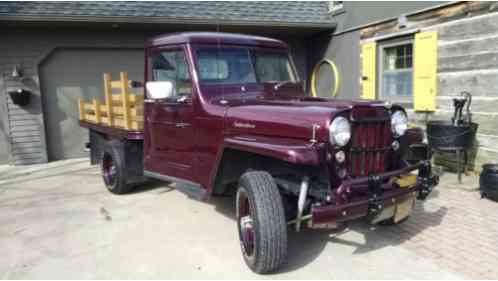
[360,1,498,171]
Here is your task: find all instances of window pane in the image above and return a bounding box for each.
[198,57,229,80]
[151,50,192,96]
[381,42,413,98]
[384,43,412,70]
[382,70,413,98]
[196,48,256,85]
[195,47,295,85]
[384,48,397,71]
[254,51,295,83]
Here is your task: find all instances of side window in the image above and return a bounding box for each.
[151,49,192,97]
[379,39,413,103]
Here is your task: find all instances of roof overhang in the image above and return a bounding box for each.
[0,14,336,30]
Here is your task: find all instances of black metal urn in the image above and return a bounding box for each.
[426,121,478,150]
[427,91,478,150]
[480,164,498,202]
[8,88,31,106]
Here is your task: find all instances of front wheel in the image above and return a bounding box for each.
[236,171,287,274]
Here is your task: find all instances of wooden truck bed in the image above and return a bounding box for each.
[78,72,144,140]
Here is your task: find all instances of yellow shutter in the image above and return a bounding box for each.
[414,31,438,111]
[361,42,376,100]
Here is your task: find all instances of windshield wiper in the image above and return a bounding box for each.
[273,80,294,91]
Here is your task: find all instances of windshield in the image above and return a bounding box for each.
[195,47,297,85]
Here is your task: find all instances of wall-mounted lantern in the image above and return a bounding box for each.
[8,88,31,106]
[11,65,22,78]
[398,15,408,28]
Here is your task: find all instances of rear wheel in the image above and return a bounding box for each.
[236,171,287,274]
[101,140,132,194]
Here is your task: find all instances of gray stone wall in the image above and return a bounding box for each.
[332,1,445,33]
[0,26,308,165]
[358,2,498,170]
[426,11,498,169]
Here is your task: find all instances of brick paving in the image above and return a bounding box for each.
[361,176,498,279]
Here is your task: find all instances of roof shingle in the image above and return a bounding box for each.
[0,1,332,26]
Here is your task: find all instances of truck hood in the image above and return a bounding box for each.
[223,96,387,142]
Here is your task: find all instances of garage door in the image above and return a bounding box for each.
[40,49,144,161]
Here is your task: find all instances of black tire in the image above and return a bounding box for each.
[236,171,287,274]
[101,140,132,194]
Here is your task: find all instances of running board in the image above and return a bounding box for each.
[143,170,206,200]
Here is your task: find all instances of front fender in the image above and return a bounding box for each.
[223,135,322,166]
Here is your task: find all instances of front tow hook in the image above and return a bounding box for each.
[367,175,384,219]
[417,174,439,200]
[417,160,438,200]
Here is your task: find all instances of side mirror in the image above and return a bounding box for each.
[146,81,174,100]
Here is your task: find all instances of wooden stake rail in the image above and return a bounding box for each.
[78,72,144,130]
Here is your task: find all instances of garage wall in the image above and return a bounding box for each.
[309,30,361,100]
[0,27,309,165]
[0,78,9,164]
[0,28,151,165]
[40,49,144,161]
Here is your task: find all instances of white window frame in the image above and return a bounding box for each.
[377,37,414,105]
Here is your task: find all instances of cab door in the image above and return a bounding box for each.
[144,46,196,182]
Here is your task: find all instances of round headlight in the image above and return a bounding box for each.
[329,117,351,146]
[391,110,408,137]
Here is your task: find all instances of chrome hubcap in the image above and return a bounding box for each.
[237,189,255,258]
[102,154,116,186]
[240,215,254,255]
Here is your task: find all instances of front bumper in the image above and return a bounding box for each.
[311,161,438,225]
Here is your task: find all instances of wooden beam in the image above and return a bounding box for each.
[112,106,143,117]
[83,103,94,111]
[110,81,122,89]
[360,2,492,40]
[112,117,144,130]
[85,115,97,123]
[120,72,131,130]
[111,94,138,104]
[93,99,102,123]
[104,73,113,126]
[99,105,108,114]
[78,98,85,121]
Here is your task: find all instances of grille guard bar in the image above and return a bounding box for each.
[311,160,438,225]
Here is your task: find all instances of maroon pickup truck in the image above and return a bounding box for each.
[80,32,438,273]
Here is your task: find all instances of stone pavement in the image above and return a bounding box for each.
[0,158,496,279]
[373,180,498,279]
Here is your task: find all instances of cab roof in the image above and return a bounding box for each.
[146,32,288,49]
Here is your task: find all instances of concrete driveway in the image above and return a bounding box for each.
[0,159,464,279]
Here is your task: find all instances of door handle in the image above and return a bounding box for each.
[175,122,190,128]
